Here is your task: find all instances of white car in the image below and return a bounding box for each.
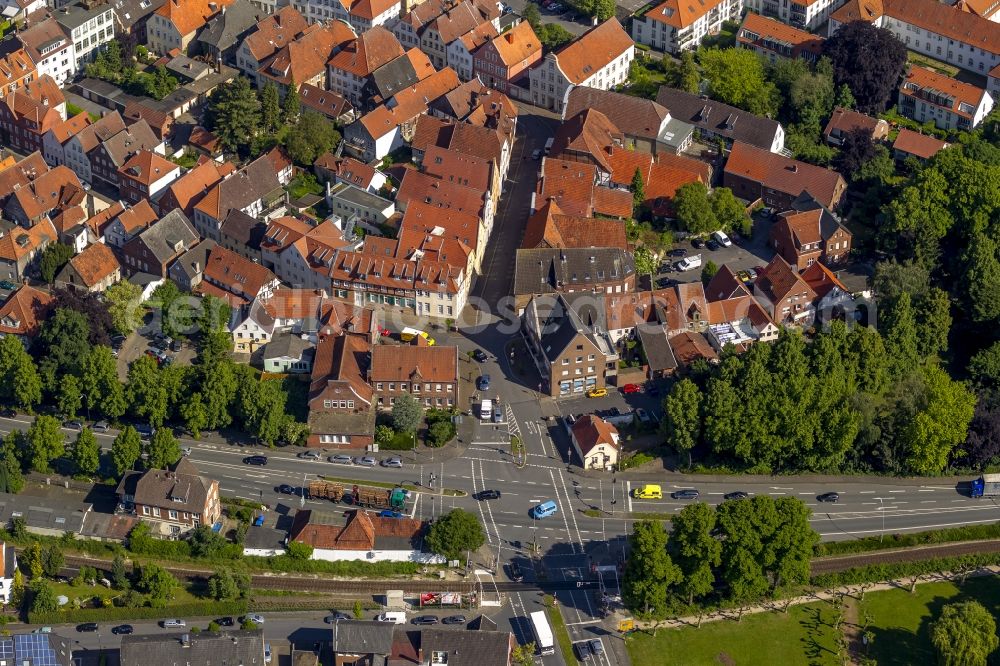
[242,614,265,625]
[161,619,186,628]
[712,230,733,247]
[328,454,353,465]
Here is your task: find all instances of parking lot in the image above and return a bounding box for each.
[657,215,777,286]
[114,327,196,380]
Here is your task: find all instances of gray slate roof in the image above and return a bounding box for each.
[564,86,669,141]
[656,87,783,151]
[195,0,262,54]
[120,630,266,666]
[367,54,421,101]
[112,0,165,29]
[417,628,512,666]
[243,525,287,551]
[0,492,90,534]
[102,119,160,167]
[637,323,677,372]
[137,209,200,265]
[172,239,216,285]
[115,458,214,516]
[264,332,314,361]
[330,621,395,655]
[524,293,595,361]
[514,247,635,297]
[220,209,267,252]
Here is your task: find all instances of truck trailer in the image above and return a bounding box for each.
[970,474,1000,498]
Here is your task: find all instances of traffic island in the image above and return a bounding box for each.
[316,475,467,497]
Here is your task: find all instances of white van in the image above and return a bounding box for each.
[377,612,407,624]
[677,254,702,271]
[480,399,493,421]
[712,230,733,247]
[544,137,554,154]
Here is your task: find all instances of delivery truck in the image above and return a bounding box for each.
[970,474,1000,498]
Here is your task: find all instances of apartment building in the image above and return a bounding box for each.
[53,1,116,71]
[743,0,842,30]
[736,11,824,62]
[897,65,994,131]
[632,0,742,53]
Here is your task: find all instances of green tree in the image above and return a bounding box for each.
[716,496,772,611]
[630,168,645,209]
[21,542,43,578]
[127,355,169,427]
[11,569,24,607]
[29,580,58,613]
[37,308,91,389]
[57,374,82,419]
[207,569,239,600]
[38,243,74,284]
[0,434,25,494]
[375,424,394,446]
[428,420,454,447]
[81,346,126,419]
[135,563,176,603]
[283,110,341,166]
[73,427,100,476]
[664,51,700,93]
[425,508,485,561]
[903,364,976,475]
[392,393,423,433]
[146,428,181,470]
[181,392,209,439]
[931,601,998,666]
[41,545,64,578]
[594,0,615,20]
[916,287,952,359]
[622,521,681,618]
[822,20,907,114]
[668,503,720,605]
[962,233,1000,323]
[522,2,541,29]
[111,426,143,477]
[0,334,24,403]
[700,48,778,116]
[282,78,300,121]
[353,600,363,619]
[537,23,574,50]
[701,260,718,284]
[970,342,1000,391]
[110,554,128,590]
[662,379,701,468]
[12,353,41,412]
[206,76,261,156]
[767,497,818,592]
[834,83,856,110]
[286,541,313,560]
[632,246,656,276]
[105,281,144,335]
[260,81,281,133]
[512,643,537,666]
[24,415,64,472]
[710,187,751,236]
[881,291,920,378]
[189,524,229,558]
[673,182,716,234]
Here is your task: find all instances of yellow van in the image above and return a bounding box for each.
[633,484,662,500]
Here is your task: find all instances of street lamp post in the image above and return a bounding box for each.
[879,497,885,544]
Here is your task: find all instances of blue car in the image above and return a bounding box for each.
[379,510,403,518]
[477,374,490,391]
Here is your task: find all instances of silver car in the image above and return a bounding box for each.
[328,454,353,465]
[381,457,403,468]
[297,451,321,460]
[355,456,377,467]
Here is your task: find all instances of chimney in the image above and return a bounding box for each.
[505,33,513,43]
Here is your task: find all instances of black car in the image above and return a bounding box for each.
[411,616,439,625]
[472,349,488,363]
[170,339,183,352]
[574,641,593,660]
[111,624,133,635]
[671,489,700,500]
[656,278,678,288]
[442,615,467,625]
[277,484,295,494]
[476,489,501,501]
[216,617,235,627]
[724,491,749,501]
[76,623,99,633]
[668,248,687,257]
[646,384,660,396]
[150,338,169,351]
[509,561,524,582]
[110,335,126,348]
[692,238,704,249]
[0,408,15,418]
[817,492,840,503]
[324,612,352,623]
[477,374,490,391]
[706,239,721,251]
[243,455,268,466]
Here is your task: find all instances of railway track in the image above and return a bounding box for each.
[810,539,1000,575]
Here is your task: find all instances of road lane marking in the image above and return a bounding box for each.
[859,491,875,494]
[888,490,905,493]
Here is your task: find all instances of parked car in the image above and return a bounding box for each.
[110,335,126,348]
[111,624,133,635]
[574,641,593,660]
[621,384,641,394]
[724,491,749,501]
[668,248,687,257]
[713,230,733,247]
[671,489,700,500]
[277,484,295,495]
[170,339,183,352]
[531,148,542,160]
[411,616,439,625]
[0,408,15,418]
[817,492,840,503]
[92,421,109,432]
[586,387,607,398]
[492,408,503,423]
[216,617,235,627]
[737,270,751,283]
[181,447,192,457]
[590,639,605,656]
[746,268,758,281]
[161,619,186,629]
[476,489,501,501]
[64,420,83,430]
[76,623,98,633]
[355,456,377,467]
[0,281,16,290]
[442,615,467,625]
[297,450,321,460]
[706,239,721,251]
[324,612,352,623]
[243,455,268,466]
[329,454,353,465]
[635,408,652,424]
[692,239,704,249]
[477,374,490,391]
[381,457,403,468]
[241,614,265,625]
[379,510,403,518]
[472,349,488,362]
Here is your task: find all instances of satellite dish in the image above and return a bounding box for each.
[56,596,69,606]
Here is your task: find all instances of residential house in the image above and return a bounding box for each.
[62,111,126,186]
[0,0,44,21]
[830,0,1000,77]
[0,219,58,282]
[236,6,311,85]
[669,330,718,367]
[120,631,265,666]
[258,21,356,96]
[563,86,691,155]
[0,76,66,156]
[89,119,162,190]
[315,154,387,193]
[898,65,994,131]
[392,629,516,666]
[156,159,236,217]
[0,152,49,210]
[446,20,496,81]
[52,1,116,72]
[744,0,841,30]
[703,266,779,346]
[307,330,375,447]
[990,62,999,101]
[263,333,315,373]
[522,293,613,396]
[115,457,221,534]
[326,182,396,230]
[327,26,405,107]
[570,414,619,470]
[0,285,54,346]
[260,216,352,291]
[290,508,438,562]
[147,0,235,55]
[117,149,180,205]
[723,141,847,210]
[120,209,201,277]
[234,288,373,353]
[521,199,628,250]
[0,634,72,666]
[0,48,37,102]
[418,0,498,71]
[0,542,15,604]
[11,18,75,86]
[360,48,434,114]
[801,260,854,321]
[473,20,539,95]
[111,0,166,51]
[892,127,949,162]
[55,242,121,292]
[529,19,634,113]
[104,199,158,248]
[823,106,890,145]
[753,254,817,324]
[330,622,396,663]
[293,0,400,33]
[298,83,354,123]
[219,208,267,261]
[41,113,91,168]
[396,199,480,282]
[200,244,279,306]
[3,164,84,229]
[192,152,284,241]
[632,0,742,54]
[736,12,824,62]
[192,0,262,65]
[534,157,633,219]
[513,247,636,312]
[656,87,785,152]
[769,194,852,270]
[369,344,458,408]
[168,239,215,291]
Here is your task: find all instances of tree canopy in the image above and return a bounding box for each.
[822,21,907,114]
[425,509,485,561]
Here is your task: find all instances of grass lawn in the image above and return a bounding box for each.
[907,50,959,77]
[48,580,203,607]
[626,603,842,666]
[862,577,1000,666]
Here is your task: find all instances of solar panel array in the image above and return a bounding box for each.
[12,633,60,666]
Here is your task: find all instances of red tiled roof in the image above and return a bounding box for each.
[119,149,177,185]
[0,285,53,337]
[485,20,540,67]
[892,127,949,159]
[65,242,120,288]
[737,12,824,56]
[521,199,628,250]
[553,19,632,85]
[801,261,848,299]
[571,414,619,456]
[900,65,989,119]
[156,0,234,37]
[369,345,458,383]
[725,142,845,209]
[244,6,311,61]
[328,26,404,77]
[203,244,277,303]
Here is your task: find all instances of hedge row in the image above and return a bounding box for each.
[810,552,1000,588]
[243,555,423,577]
[28,601,248,625]
[814,522,1000,557]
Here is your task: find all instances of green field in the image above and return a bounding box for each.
[625,603,842,666]
[862,577,1000,666]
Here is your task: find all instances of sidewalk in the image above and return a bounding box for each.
[633,565,1000,631]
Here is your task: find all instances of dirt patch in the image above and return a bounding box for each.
[842,595,863,665]
[715,654,736,665]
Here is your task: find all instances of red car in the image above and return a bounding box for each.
[379,327,391,336]
[621,384,642,394]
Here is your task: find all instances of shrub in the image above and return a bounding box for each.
[286,541,313,560]
[28,601,248,625]
[815,522,1000,557]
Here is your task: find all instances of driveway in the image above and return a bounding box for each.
[660,214,777,285]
